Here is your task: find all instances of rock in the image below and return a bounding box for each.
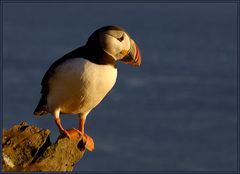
[2,122,86,172]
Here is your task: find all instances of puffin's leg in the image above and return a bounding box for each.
[54,110,79,139]
[79,115,95,152]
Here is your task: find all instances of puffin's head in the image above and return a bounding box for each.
[86,25,141,66]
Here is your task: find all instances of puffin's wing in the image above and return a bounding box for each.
[33,47,84,116]
[33,56,67,116]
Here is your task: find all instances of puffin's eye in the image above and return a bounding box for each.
[117,34,124,42]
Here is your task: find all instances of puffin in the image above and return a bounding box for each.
[33,25,141,152]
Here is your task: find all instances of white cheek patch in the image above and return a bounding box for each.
[99,33,120,59]
[99,31,131,60]
[121,33,131,52]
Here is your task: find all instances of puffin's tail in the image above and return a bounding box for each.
[34,97,49,116]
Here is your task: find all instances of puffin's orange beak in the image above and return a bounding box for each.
[121,39,141,66]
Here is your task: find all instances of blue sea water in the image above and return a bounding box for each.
[2,3,238,171]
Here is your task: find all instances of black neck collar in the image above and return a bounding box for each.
[62,45,117,68]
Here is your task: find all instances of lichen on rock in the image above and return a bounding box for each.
[2,122,85,172]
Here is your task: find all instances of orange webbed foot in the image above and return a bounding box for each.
[60,128,81,139]
[82,134,95,152]
[60,128,94,152]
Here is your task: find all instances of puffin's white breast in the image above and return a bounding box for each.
[47,58,117,114]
